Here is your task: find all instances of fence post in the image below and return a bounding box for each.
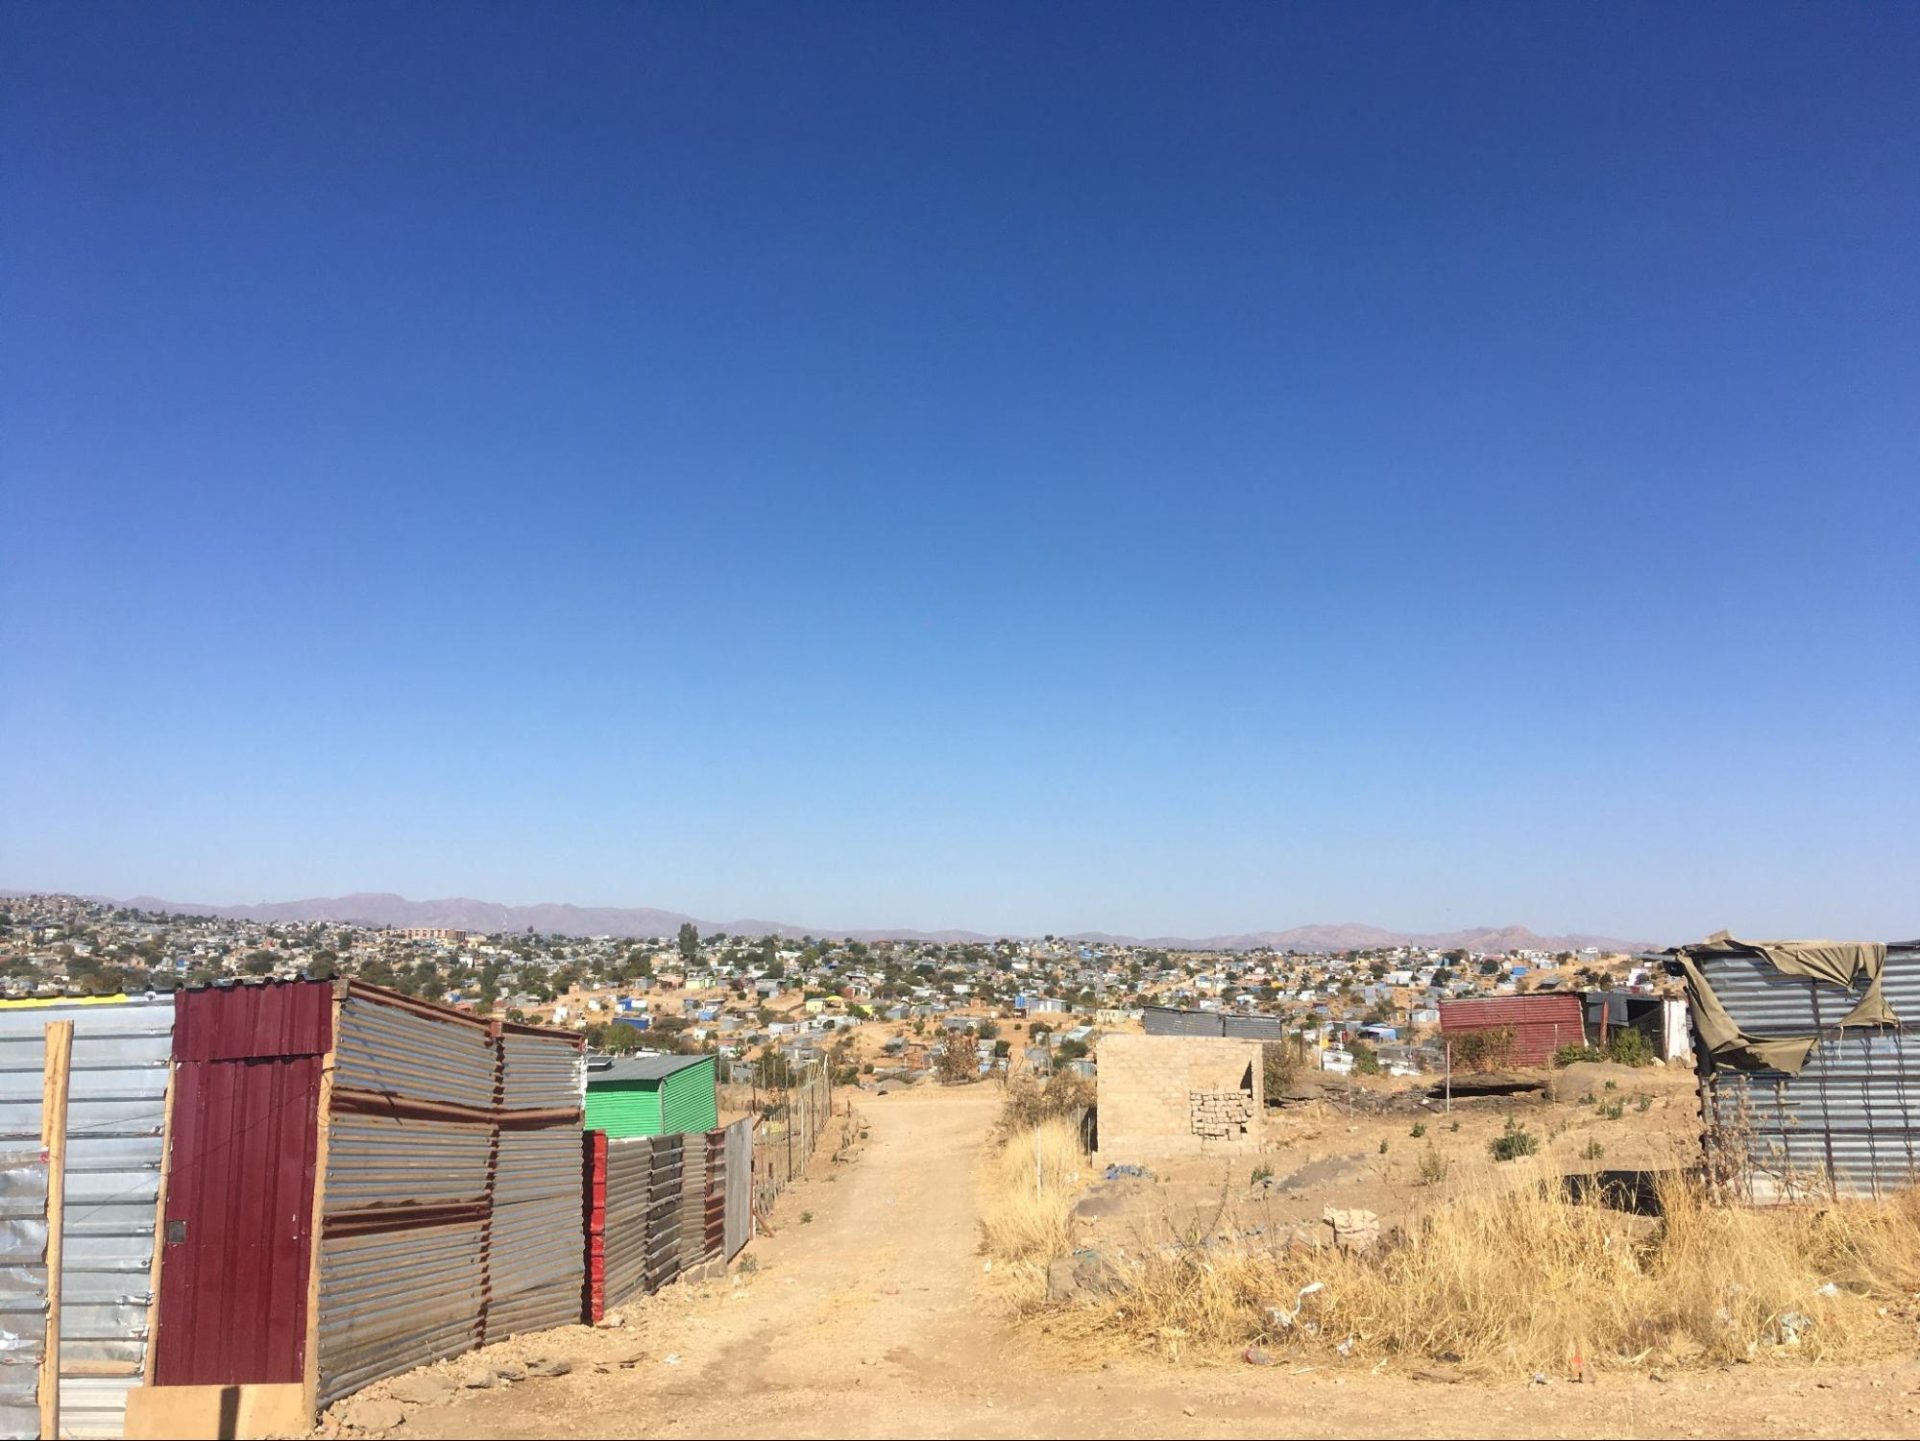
[40,1020,73,1441]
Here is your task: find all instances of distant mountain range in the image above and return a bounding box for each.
[15,889,1653,954]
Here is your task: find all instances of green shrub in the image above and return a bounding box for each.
[1554,1044,1604,1067]
[1488,1116,1538,1162]
[1378,1139,1390,1155]
[1410,1121,1427,1139]
[1252,1163,1273,1184]
[1607,1029,1655,1067]
[1581,1138,1605,1161]
[1417,1146,1448,1185]
[1599,1098,1625,1121]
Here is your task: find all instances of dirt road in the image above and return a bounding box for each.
[375,1088,1920,1440]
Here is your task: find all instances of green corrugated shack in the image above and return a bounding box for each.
[584,1053,719,1136]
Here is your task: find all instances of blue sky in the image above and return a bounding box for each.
[4,4,1916,941]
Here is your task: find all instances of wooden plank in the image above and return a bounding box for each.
[40,1019,73,1441]
[143,1060,177,1384]
[299,988,342,1425]
[124,1382,310,1440]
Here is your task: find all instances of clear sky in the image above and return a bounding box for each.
[4,4,1916,942]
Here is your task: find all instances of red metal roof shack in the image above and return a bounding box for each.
[1439,994,1584,1068]
[141,978,587,1427]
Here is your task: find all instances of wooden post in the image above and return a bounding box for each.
[141,1062,176,1384]
[41,1020,73,1441]
[300,986,343,1424]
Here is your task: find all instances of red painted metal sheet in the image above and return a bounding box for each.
[174,979,334,1061]
[153,1053,323,1385]
[1438,994,1585,1066]
[584,1131,607,1323]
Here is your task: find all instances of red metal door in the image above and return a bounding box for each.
[152,984,331,1385]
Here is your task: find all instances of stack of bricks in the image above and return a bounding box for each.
[1094,1034,1266,1158]
[1189,1089,1254,1138]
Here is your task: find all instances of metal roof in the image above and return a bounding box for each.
[586,1053,711,1085]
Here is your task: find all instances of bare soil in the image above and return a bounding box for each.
[352,1084,1920,1440]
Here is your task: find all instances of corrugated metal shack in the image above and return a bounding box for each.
[1662,935,1920,1201]
[583,1054,717,1137]
[1438,994,1584,1068]
[0,998,174,1440]
[138,979,584,1425]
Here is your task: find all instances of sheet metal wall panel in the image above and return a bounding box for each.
[1221,1013,1282,1036]
[600,1137,652,1312]
[499,1034,584,1113]
[333,998,495,1108]
[644,1136,684,1291]
[677,1142,708,1272]
[171,983,330,1063]
[1691,945,1920,1200]
[316,1222,485,1407]
[154,1051,320,1389]
[1437,995,1584,1067]
[323,1115,491,1212]
[1142,1008,1224,1038]
[722,1120,751,1260]
[0,1150,48,1441]
[0,999,175,1438]
[487,1128,586,1339]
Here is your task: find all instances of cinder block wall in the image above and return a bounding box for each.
[1094,1034,1265,1159]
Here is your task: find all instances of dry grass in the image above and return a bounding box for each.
[978,1120,1089,1292]
[1043,1160,1920,1375]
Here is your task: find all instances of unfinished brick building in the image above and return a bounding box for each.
[1093,1033,1265,1159]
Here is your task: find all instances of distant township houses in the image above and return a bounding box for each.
[0,894,1656,1081]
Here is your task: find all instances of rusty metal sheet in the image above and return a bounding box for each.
[1439,994,1585,1066]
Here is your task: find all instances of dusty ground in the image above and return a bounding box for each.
[1081,1061,1704,1245]
[352,1084,1920,1440]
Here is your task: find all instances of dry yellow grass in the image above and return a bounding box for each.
[978,1119,1088,1291]
[1043,1159,1920,1375]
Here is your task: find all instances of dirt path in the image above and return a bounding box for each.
[378,1089,1920,1440]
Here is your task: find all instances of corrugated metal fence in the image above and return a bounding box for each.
[0,1001,172,1439]
[316,989,583,1407]
[582,1119,750,1323]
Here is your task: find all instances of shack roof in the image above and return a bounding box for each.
[585,1052,711,1085]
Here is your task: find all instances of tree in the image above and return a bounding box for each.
[242,950,277,977]
[677,923,700,965]
[593,1023,644,1055]
[307,952,339,980]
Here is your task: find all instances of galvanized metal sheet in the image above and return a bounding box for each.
[316,1221,485,1407]
[0,1151,46,1441]
[1691,945,1920,1199]
[722,1120,751,1260]
[334,997,495,1108]
[323,1115,492,1212]
[499,1036,584,1112]
[0,999,173,1438]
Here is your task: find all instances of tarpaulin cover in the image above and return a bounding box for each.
[1669,932,1893,1073]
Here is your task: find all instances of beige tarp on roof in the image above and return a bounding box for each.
[1671,932,1893,1074]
